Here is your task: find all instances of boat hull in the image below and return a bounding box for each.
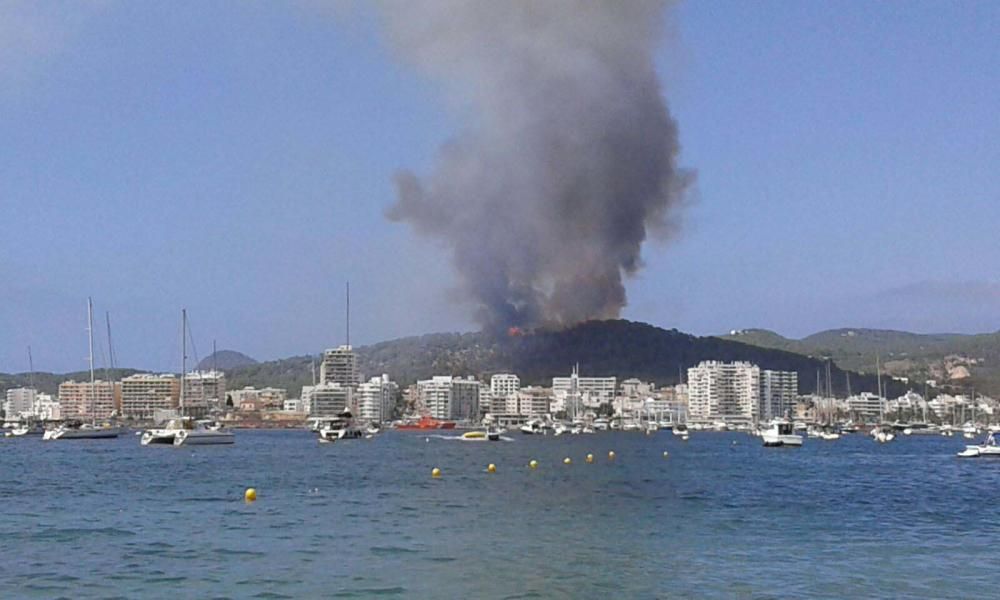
[43,427,120,440]
[174,430,234,446]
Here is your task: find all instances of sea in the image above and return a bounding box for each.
[1,429,997,599]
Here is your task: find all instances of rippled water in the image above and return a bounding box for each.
[1,430,997,598]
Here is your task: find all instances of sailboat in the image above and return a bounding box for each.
[43,299,120,441]
[142,309,233,446]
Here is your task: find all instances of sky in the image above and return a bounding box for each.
[1,0,997,373]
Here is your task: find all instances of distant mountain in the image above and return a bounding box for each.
[222,320,902,399]
[197,350,257,371]
[721,328,1000,395]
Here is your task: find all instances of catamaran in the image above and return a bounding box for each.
[140,309,233,447]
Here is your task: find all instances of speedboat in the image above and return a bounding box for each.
[761,420,803,447]
[174,420,234,446]
[7,422,45,437]
[592,418,609,431]
[672,424,689,437]
[520,420,543,435]
[316,411,364,444]
[43,421,120,441]
[958,433,1000,458]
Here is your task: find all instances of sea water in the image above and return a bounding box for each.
[1,430,996,598]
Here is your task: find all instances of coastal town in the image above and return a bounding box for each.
[4,341,995,435]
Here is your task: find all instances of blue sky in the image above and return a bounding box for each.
[1,1,997,372]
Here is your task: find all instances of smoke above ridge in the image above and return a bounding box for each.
[379,0,693,333]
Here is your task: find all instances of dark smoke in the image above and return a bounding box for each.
[380,0,693,332]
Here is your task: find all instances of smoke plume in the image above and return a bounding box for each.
[379,0,693,332]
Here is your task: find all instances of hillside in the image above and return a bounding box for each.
[722,328,1000,395]
[1,320,914,401]
[197,350,258,371]
[226,320,899,398]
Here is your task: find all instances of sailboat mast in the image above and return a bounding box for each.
[180,309,187,416]
[876,354,883,423]
[346,281,351,348]
[27,345,35,391]
[106,312,116,370]
[88,297,96,425]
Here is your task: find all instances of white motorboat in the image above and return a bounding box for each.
[673,424,689,437]
[592,418,609,431]
[44,421,120,440]
[957,433,1000,458]
[520,420,543,435]
[761,420,803,447]
[174,420,234,446]
[820,431,841,441]
[316,411,365,443]
[7,422,44,437]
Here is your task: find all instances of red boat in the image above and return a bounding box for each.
[396,416,457,430]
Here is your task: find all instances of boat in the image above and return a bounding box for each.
[44,299,120,441]
[141,309,233,447]
[317,411,365,443]
[174,420,234,446]
[672,424,689,437]
[761,420,803,447]
[520,419,544,435]
[871,425,895,443]
[957,432,1000,458]
[44,420,120,441]
[7,421,45,437]
[592,418,610,431]
[141,418,187,445]
[396,416,456,430]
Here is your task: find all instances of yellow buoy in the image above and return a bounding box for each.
[244,488,257,502]
[431,467,442,478]
[529,459,538,470]
[487,463,497,473]
[608,450,616,460]
[586,453,594,463]
[563,457,572,465]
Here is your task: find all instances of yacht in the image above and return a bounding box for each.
[871,425,895,443]
[761,420,803,447]
[317,411,365,443]
[672,424,689,437]
[44,420,120,441]
[592,418,610,431]
[174,420,234,446]
[520,420,543,435]
[44,299,120,441]
[6,421,45,437]
[957,432,1000,458]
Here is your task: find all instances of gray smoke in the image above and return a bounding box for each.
[379,0,693,332]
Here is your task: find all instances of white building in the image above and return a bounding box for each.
[490,374,520,400]
[553,367,616,417]
[4,388,37,421]
[760,370,799,421]
[320,346,359,388]
[687,361,760,423]
[34,393,61,421]
[846,392,885,421]
[357,374,399,423]
[417,376,481,421]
